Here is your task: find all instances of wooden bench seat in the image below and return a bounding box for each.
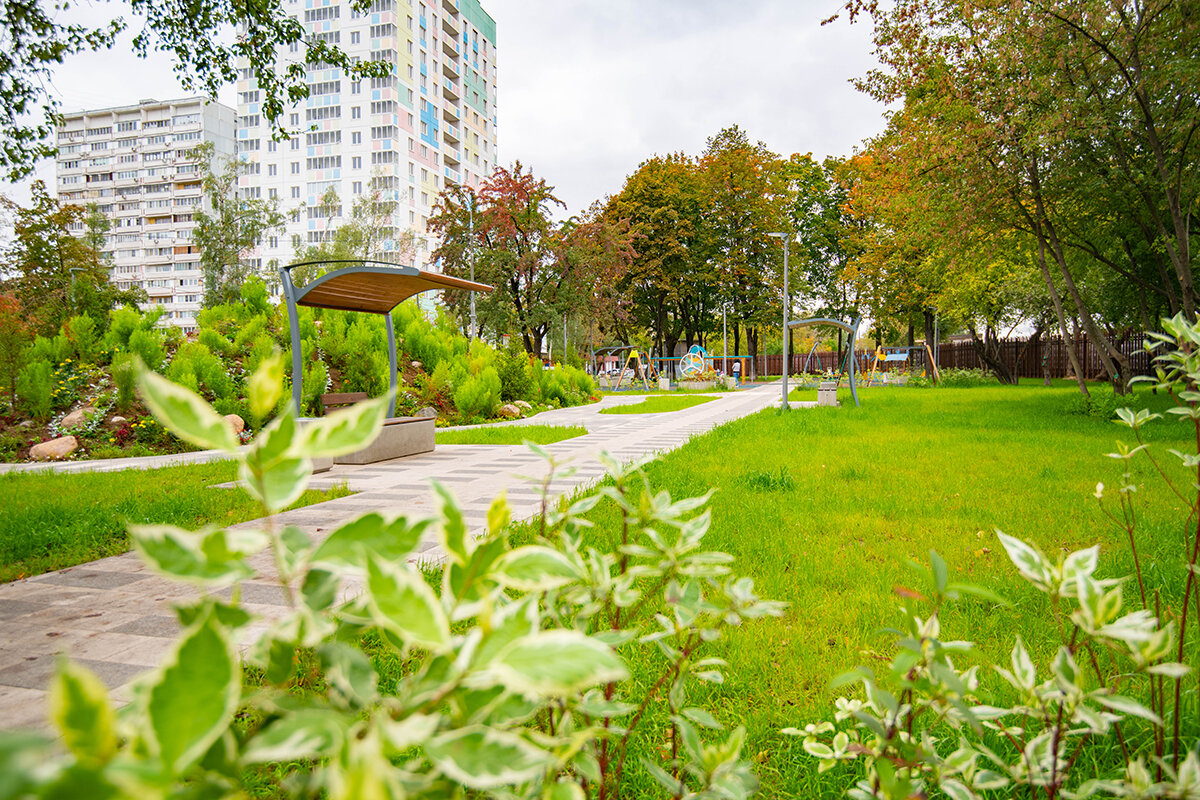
[318,392,435,465]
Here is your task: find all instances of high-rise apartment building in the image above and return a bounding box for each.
[55,97,235,332]
[236,0,497,272]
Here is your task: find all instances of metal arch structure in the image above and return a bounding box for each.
[788,315,863,407]
[280,259,492,418]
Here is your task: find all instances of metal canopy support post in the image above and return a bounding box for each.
[280,267,305,415]
[385,312,398,418]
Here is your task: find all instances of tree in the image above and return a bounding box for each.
[604,154,710,359]
[429,164,574,355]
[0,293,30,410]
[0,0,391,180]
[699,126,787,378]
[832,0,1200,392]
[192,142,286,307]
[0,181,143,335]
[291,182,419,287]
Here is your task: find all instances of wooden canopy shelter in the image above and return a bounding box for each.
[280,260,492,417]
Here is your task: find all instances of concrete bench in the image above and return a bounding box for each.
[319,392,435,465]
[817,381,839,407]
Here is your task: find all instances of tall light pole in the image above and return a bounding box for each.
[467,192,477,339]
[768,231,792,410]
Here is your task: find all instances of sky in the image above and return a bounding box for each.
[4,0,888,214]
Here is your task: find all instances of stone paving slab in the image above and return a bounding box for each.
[0,384,785,729]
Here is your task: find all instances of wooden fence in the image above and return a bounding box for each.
[749,333,1154,380]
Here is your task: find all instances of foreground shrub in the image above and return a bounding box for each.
[796,313,1200,799]
[16,359,53,418]
[453,364,501,418]
[0,361,781,799]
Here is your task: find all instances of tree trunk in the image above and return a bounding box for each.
[967,323,1017,384]
[747,326,759,380]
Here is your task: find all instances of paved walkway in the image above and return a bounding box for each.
[0,385,788,729]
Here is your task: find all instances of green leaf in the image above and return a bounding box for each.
[494,546,580,591]
[247,350,284,420]
[318,642,379,709]
[366,559,451,652]
[312,512,429,570]
[136,363,238,452]
[930,550,948,594]
[491,631,628,696]
[49,659,116,766]
[544,781,586,800]
[996,532,1054,591]
[243,709,347,764]
[130,524,259,586]
[1094,694,1163,725]
[425,726,553,790]
[473,598,538,668]
[434,482,469,564]
[299,393,390,457]
[238,453,312,514]
[682,707,723,729]
[147,607,240,774]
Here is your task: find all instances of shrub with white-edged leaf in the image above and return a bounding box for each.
[794,314,1200,800]
[0,352,781,799]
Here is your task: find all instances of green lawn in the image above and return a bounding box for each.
[0,462,350,583]
[542,382,1189,797]
[435,424,588,445]
[598,394,718,414]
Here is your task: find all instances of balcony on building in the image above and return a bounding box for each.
[442,102,460,123]
[442,78,460,103]
[441,37,459,59]
[441,11,459,37]
[441,0,458,16]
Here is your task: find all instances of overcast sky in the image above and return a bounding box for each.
[5,0,887,213]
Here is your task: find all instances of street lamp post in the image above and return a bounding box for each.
[468,194,477,339]
[768,232,792,410]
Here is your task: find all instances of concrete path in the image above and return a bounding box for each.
[0,385,785,729]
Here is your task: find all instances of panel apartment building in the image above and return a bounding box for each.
[55,97,236,331]
[236,0,498,272]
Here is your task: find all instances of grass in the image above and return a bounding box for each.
[598,394,718,415]
[435,424,588,445]
[528,381,1189,797]
[0,461,351,583]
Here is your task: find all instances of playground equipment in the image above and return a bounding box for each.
[593,346,657,390]
[788,315,863,407]
[865,344,940,386]
[679,345,708,378]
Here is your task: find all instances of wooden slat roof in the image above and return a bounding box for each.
[291,264,492,314]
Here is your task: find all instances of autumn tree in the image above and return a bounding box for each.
[1,181,143,336]
[429,163,572,355]
[0,293,30,410]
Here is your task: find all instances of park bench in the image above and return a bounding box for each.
[818,381,839,407]
[319,392,435,465]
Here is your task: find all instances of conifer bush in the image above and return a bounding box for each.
[16,359,53,419]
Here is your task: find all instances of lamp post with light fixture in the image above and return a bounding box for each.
[768,231,792,410]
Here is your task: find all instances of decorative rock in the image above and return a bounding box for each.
[498,403,522,419]
[17,420,33,428]
[415,406,437,419]
[61,407,96,429]
[411,361,423,370]
[31,436,78,461]
[224,414,245,435]
[110,416,128,425]
[513,400,532,411]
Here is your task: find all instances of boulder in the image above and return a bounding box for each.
[410,361,423,370]
[513,400,532,411]
[31,436,78,461]
[61,407,96,430]
[498,403,522,419]
[224,414,245,436]
[415,406,437,419]
[110,416,128,426]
